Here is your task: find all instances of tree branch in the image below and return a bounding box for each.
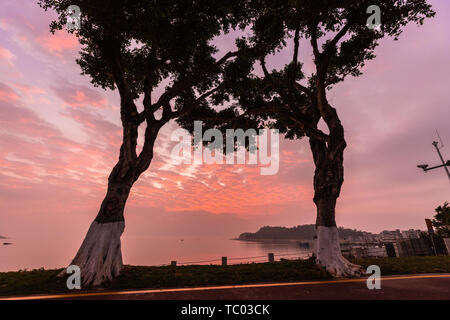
[137,51,238,124]
[322,22,352,61]
[287,115,328,143]
[293,82,313,99]
[142,50,157,113]
[101,38,135,107]
[99,37,139,164]
[291,26,300,81]
[172,85,224,119]
[309,22,321,61]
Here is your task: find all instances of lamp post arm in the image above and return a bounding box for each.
[423,163,450,171]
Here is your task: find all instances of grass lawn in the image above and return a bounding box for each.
[0,256,449,298]
[356,256,450,275]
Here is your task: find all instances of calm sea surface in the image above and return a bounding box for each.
[0,235,311,272]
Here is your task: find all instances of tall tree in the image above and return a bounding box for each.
[433,202,450,238]
[39,0,248,286]
[183,0,434,276]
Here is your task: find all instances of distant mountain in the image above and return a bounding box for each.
[238,224,373,240]
[0,235,6,239]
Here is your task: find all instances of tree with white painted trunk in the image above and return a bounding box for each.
[194,0,434,276]
[39,0,250,286]
[38,0,435,285]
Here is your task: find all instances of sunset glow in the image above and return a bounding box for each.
[0,0,449,271]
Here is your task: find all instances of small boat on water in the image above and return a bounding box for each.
[2,242,13,245]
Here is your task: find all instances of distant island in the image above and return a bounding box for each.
[238,224,374,241]
[0,235,6,239]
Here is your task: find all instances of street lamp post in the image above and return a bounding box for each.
[417,141,450,181]
[418,138,448,256]
[432,141,450,180]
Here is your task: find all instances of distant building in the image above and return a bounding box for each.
[360,232,377,243]
[343,245,388,259]
[401,229,422,239]
[367,246,388,258]
[393,238,434,257]
[380,229,402,241]
[376,228,434,257]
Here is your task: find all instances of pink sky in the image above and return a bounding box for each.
[0,1,449,269]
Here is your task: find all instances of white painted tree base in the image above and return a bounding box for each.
[59,221,125,287]
[315,226,362,277]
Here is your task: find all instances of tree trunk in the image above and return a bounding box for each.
[60,117,160,287]
[66,174,133,287]
[309,104,362,277]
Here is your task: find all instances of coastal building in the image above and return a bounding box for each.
[401,229,422,239]
[392,238,434,257]
[347,245,388,259]
[367,246,388,258]
[380,229,403,241]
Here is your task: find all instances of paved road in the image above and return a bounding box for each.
[4,274,450,300]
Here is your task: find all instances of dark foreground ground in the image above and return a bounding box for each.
[1,256,450,299]
[54,274,450,300]
[3,274,450,300]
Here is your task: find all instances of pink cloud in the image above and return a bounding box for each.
[12,83,45,95]
[61,108,122,150]
[0,47,15,67]
[0,82,19,102]
[0,87,59,138]
[52,82,108,108]
[37,32,79,57]
[0,1,80,59]
[0,89,116,208]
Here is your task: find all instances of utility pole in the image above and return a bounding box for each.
[432,140,450,180]
[417,132,450,181]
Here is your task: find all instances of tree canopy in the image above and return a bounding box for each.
[38,0,249,124]
[178,0,435,142]
[433,202,450,238]
[38,0,254,187]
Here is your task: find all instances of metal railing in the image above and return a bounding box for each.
[160,251,313,267]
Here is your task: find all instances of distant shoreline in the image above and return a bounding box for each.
[236,224,374,242]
